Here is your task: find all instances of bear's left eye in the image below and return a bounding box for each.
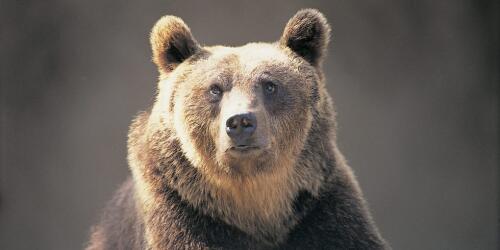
[263,81,276,94]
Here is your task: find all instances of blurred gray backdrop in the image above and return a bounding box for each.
[1,1,498,249]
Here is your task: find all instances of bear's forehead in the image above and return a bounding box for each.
[204,43,294,75]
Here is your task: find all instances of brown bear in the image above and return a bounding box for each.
[86,9,389,250]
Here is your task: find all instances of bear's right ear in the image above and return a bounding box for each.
[150,16,201,74]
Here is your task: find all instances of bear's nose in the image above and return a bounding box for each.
[225,113,257,143]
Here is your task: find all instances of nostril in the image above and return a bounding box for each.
[241,117,253,128]
[243,113,257,130]
[226,117,238,130]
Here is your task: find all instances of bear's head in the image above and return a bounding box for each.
[148,9,331,184]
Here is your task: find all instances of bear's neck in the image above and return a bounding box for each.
[127,110,334,245]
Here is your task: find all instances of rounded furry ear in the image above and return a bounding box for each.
[280,9,331,67]
[150,16,201,74]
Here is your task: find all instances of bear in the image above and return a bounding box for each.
[86,9,389,250]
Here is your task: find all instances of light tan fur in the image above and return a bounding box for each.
[134,43,323,243]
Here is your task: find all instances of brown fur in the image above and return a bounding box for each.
[87,9,389,250]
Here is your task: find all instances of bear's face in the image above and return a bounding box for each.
[150,10,330,180]
[171,44,315,177]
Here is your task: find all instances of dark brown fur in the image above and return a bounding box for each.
[87,9,389,250]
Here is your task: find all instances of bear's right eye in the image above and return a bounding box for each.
[209,85,223,100]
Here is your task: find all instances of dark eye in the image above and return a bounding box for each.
[263,81,276,94]
[209,84,223,99]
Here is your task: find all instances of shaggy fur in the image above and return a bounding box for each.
[87,9,389,250]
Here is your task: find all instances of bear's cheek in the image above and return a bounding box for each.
[268,98,311,154]
[182,93,219,158]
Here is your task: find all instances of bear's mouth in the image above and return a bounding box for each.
[227,145,260,154]
[231,145,259,151]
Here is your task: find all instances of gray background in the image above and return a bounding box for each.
[1,1,498,249]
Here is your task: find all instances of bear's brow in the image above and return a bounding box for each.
[213,53,240,68]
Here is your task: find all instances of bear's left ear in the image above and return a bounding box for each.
[150,16,202,74]
[279,9,331,67]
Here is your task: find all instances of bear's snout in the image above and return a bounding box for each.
[225,112,257,147]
